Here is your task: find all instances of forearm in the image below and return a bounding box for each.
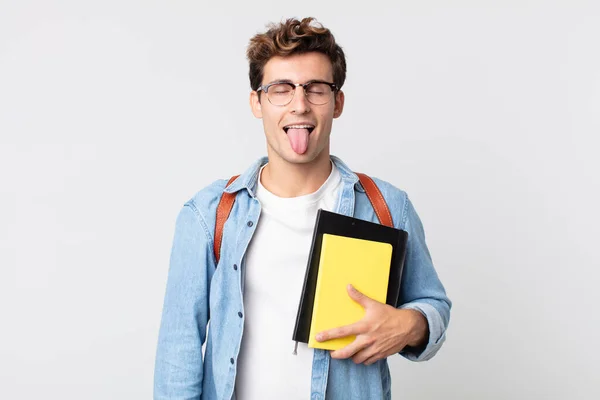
[399,300,449,361]
[404,309,429,348]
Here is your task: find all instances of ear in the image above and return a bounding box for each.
[333,90,345,119]
[250,91,263,118]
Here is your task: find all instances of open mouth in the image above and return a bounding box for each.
[283,124,315,155]
[283,124,315,134]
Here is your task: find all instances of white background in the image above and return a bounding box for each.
[1,1,599,399]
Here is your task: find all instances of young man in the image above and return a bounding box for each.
[154,17,451,400]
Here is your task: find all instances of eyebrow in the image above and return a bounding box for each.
[266,79,293,85]
[264,79,330,86]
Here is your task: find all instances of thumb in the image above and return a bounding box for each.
[347,284,375,308]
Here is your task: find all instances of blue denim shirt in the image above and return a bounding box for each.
[154,155,451,400]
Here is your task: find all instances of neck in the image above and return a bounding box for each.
[261,151,332,198]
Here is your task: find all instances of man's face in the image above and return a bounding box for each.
[250,52,344,166]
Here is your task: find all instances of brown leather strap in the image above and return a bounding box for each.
[356,173,394,227]
[214,175,239,264]
[213,172,393,264]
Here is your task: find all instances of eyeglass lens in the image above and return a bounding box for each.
[267,83,333,106]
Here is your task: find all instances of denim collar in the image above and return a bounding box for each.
[223,154,363,198]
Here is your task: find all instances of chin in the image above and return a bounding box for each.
[282,152,315,164]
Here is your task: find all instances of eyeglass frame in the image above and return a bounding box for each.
[256,80,339,106]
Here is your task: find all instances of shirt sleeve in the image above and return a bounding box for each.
[154,203,212,399]
[397,196,452,361]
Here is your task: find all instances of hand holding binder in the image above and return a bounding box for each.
[313,285,429,365]
[292,210,408,352]
[307,234,393,350]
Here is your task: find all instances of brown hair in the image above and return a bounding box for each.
[246,17,347,91]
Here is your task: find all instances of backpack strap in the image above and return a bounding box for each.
[213,173,393,264]
[214,175,239,264]
[355,173,394,228]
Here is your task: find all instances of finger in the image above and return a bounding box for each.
[347,284,377,308]
[363,353,384,366]
[330,337,370,359]
[316,321,365,342]
[351,346,376,365]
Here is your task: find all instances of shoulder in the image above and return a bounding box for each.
[368,176,409,206]
[334,156,410,220]
[363,175,411,230]
[187,179,229,211]
[178,179,230,241]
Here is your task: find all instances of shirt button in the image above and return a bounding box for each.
[233,264,238,270]
[230,358,234,364]
[247,221,253,227]
[238,312,243,318]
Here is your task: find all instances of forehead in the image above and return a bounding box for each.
[262,52,334,84]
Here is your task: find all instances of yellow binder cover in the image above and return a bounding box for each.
[308,234,393,350]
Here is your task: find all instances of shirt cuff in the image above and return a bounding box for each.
[399,302,447,361]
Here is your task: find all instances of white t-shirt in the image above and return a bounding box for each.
[234,162,342,399]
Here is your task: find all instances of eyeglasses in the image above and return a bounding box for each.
[256,80,338,106]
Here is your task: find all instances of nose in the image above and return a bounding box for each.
[289,87,311,114]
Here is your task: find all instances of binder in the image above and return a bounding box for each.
[307,234,393,350]
[292,209,408,349]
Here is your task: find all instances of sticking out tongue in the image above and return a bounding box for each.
[286,128,310,154]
